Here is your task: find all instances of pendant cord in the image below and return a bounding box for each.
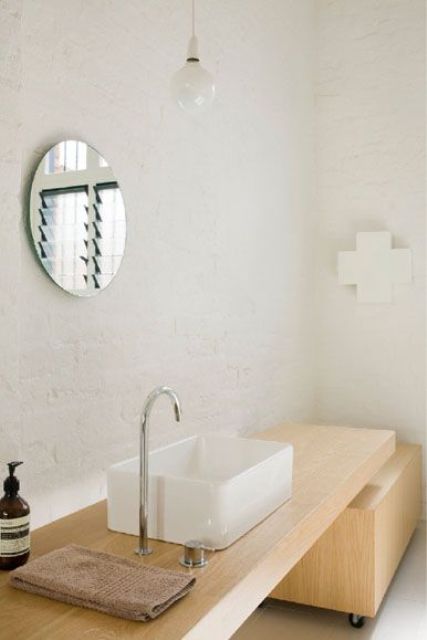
[192,0,196,37]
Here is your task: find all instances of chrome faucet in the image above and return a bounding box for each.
[135,386,181,556]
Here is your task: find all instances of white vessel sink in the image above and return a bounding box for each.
[107,435,293,550]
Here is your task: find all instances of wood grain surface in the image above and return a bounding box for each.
[270,443,421,617]
[0,423,395,640]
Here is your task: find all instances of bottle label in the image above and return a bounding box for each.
[0,515,30,557]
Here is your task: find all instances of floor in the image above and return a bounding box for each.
[232,523,426,640]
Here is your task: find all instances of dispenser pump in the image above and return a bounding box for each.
[4,461,23,496]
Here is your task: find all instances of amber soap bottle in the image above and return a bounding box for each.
[0,461,30,570]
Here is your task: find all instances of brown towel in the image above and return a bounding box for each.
[10,544,196,621]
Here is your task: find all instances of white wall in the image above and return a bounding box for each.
[0,0,424,530]
[314,0,426,509]
[0,0,316,528]
[0,1,21,489]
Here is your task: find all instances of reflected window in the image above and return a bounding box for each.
[30,140,126,296]
[44,141,87,174]
[92,184,126,288]
[38,188,89,290]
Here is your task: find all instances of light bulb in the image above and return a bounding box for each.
[171,33,215,114]
[171,60,215,114]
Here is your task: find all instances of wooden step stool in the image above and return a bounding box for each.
[270,442,422,627]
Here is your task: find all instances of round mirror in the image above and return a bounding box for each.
[29,140,126,297]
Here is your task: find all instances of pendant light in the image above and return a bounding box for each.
[171,0,215,114]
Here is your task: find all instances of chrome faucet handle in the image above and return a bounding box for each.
[179,540,214,568]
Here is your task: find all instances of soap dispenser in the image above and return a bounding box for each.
[0,462,30,570]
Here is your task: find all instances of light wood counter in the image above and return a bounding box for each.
[0,423,395,640]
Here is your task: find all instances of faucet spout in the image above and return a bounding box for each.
[135,386,181,556]
[174,403,182,423]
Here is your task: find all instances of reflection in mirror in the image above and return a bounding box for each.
[29,140,126,296]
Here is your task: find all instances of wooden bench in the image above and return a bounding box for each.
[270,442,422,627]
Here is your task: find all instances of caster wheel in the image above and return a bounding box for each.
[348,613,365,628]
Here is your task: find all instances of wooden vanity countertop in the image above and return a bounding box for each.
[0,423,395,640]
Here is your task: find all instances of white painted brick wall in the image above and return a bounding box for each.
[0,0,22,483]
[1,0,424,529]
[314,0,426,512]
[0,0,316,528]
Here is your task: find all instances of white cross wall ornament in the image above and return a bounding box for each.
[338,231,412,303]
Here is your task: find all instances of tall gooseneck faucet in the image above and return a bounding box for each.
[135,386,181,556]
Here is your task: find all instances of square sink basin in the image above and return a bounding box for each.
[107,435,293,549]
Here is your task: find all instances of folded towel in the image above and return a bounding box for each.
[10,544,196,621]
